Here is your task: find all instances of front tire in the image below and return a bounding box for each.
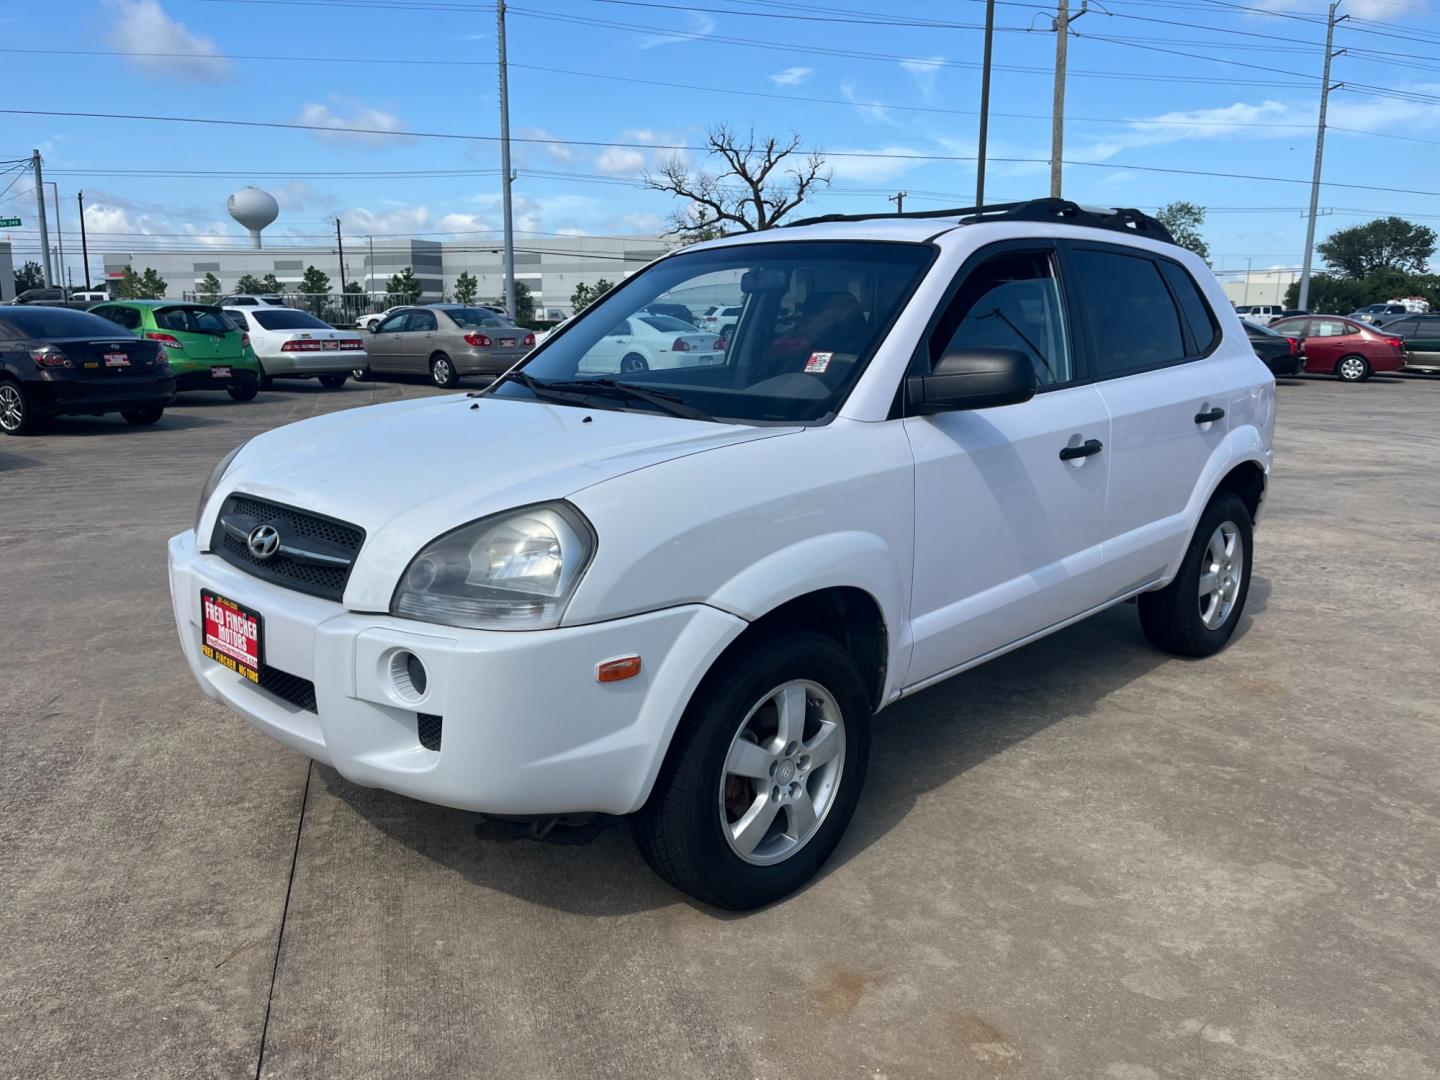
[0,380,39,436]
[632,631,871,909]
[1138,491,1253,657]
[121,405,165,426]
[1336,354,1370,382]
[430,353,458,388]
[318,373,347,388]
[227,383,258,402]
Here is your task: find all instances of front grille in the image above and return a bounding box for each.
[211,494,364,601]
[258,666,317,713]
[417,713,443,751]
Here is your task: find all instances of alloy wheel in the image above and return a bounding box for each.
[433,358,453,385]
[1198,521,1243,630]
[0,384,23,432]
[718,680,846,866]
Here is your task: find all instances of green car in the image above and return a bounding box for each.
[89,300,261,401]
[1378,312,1440,373]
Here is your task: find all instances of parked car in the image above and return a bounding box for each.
[218,294,285,308]
[578,312,725,374]
[171,198,1272,908]
[356,306,403,332]
[1374,312,1440,373]
[0,305,173,435]
[1269,315,1405,381]
[1348,303,1408,324]
[699,304,742,330]
[90,300,261,400]
[1242,303,1285,325]
[358,305,533,387]
[223,306,365,388]
[1243,320,1305,376]
[532,316,571,347]
[641,302,696,325]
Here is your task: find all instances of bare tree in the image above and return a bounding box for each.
[645,125,830,241]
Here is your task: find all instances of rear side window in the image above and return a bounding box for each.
[1158,261,1218,354]
[1071,248,1185,377]
[253,310,329,330]
[156,306,233,334]
[407,311,437,332]
[1386,318,1419,336]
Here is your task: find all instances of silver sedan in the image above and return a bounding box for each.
[358,306,533,387]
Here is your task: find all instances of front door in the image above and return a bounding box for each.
[1066,244,1227,600]
[903,242,1111,687]
[578,319,632,373]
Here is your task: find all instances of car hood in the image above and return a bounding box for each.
[213,394,799,609]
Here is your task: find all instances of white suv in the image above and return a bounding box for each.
[170,199,1274,909]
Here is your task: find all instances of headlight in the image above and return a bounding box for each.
[391,502,595,631]
[195,442,246,532]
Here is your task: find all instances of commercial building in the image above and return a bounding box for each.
[94,234,671,317]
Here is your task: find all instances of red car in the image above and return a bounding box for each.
[1269,315,1405,382]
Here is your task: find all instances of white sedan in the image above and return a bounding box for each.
[577,313,725,374]
[224,306,366,388]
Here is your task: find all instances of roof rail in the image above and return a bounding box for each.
[783,197,1177,245]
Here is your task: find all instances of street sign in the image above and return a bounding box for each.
[0,217,21,228]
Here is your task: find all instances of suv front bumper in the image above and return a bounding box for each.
[167,531,744,815]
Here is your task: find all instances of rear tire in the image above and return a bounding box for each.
[227,383,258,402]
[256,362,273,389]
[0,380,39,436]
[318,373,347,388]
[121,405,165,426]
[1336,354,1370,382]
[351,366,369,381]
[1137,491,1253,658]
[631,631,871,910]
[430,353,458,388]
[620,353,648,374]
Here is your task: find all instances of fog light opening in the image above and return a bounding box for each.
[389,650,428,703]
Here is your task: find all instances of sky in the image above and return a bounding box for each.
[3,0,1439,282]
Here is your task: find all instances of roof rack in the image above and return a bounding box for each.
[783,197,1176,245]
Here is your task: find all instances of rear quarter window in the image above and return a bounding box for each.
[1158,261,1219,354]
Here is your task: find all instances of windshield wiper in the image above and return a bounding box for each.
[494,369,597,407]
[544,377,714,422]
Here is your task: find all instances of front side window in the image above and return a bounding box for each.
[491,240,934,423]
[376,312,409,333]
[1072,248,1186,377]
[96,305,141,330]
[929,249,1072,387]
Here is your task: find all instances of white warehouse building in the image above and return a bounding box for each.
[97,234,673,318]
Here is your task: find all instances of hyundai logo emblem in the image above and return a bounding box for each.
[247,524,281,560]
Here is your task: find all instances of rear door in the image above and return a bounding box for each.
[366,310,411,372]
[904,240,1111,684]
[1405,315,1440,367]
[401,309,438,371]
[1067,243,1227,602]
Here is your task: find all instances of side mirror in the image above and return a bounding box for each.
[907,347,1037,414]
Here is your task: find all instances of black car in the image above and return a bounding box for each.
[1243,319,1305,377]
[0,306,174,435]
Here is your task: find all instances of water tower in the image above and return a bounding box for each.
[228,186,280,249]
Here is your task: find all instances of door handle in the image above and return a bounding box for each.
[1059,438,1103,461]
[1194,407,1225,424]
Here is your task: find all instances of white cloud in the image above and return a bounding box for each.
[840,81,899,126]
[638,10,717,48]
[104,0,229,81]
[826,146,930,183]
[596,147,648,176]
[899,57,945,102]
[295,98,411,144]
[1241,0,1417,18]
[81,196,237,247]
[770,67,813,87]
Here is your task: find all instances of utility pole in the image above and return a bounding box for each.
[32,149,51,286]
[368,234,376,306]
[1298,1,1346,312]
[889,191,907,214]
[497,0,517,323]
[976,0,996,208]
[77,190,91,290]
[1049,0,1090,199]
[47,182,65,293]
[335,217,347,314]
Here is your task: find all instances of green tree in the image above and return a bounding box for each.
[386,266,423,304]
[235,273,265,294]
[1155,202,1209,263]
[299,265,332,314]
[13,260,45,293]
[259,273,282,294]
[117,266,167,299]
[197,272,222,303]
[1317,216,1437,279]
[570,278,614,314]
[492,281,536,324]
[1285,269,1440,313]
[452,271,478,305]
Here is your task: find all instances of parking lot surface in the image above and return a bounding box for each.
[2,374,1438,1080]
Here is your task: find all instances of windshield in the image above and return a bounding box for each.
[253,309,331,330]
[491,240,933,423]
[443,307,509,328]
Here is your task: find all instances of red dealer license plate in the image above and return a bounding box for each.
[212,366,232,378]
[201,589,262,683]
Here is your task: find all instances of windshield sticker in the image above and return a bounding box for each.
[804,352,833,373]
